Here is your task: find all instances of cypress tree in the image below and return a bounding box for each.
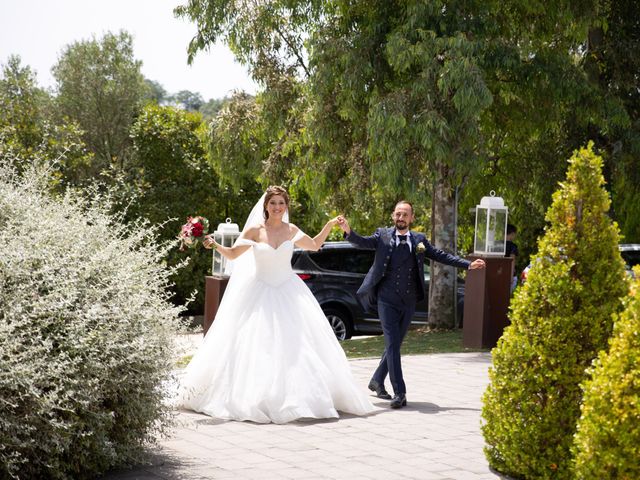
[481,143,628,479]
[572,266,640,479]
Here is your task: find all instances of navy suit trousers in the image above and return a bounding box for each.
[372,297,416,395]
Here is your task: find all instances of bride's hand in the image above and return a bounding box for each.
[328,216,342,227]
[202,235,217,250]
[335,215,350,233]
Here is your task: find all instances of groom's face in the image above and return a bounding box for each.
[392,203,414,232]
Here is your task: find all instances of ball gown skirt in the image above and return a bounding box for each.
[177,238,374,424]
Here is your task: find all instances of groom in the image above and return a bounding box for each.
[337,201,485,408]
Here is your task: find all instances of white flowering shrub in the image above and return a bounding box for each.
[0,162,182,479]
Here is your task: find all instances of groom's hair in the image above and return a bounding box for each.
[395,200,414,213]
[263,185,290,219]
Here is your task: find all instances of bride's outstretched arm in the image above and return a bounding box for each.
[294,217,340,251]
[203,228,256,259]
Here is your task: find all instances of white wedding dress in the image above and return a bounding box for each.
[178,232,374,424]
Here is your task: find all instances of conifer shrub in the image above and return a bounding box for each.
[0,162,182,479]
[481,143,629,479]
[572,266,640,479]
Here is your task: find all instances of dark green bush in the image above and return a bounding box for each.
[127,103,261,315]
[481,143,629,479]
[0,162,181,479]
[572,266,640,479]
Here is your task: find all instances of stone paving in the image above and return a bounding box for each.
[103,349,509,480]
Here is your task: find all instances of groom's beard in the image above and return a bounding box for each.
[395,220,409,231]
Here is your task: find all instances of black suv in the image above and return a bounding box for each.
[291,241,465,340]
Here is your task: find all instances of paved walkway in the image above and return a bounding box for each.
[104,348,508,480]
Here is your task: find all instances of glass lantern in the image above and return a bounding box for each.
[212,218,240,277]
[474,191,508,256]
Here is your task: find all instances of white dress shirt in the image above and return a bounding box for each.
[394,231,412,252]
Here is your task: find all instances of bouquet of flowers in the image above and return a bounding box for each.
[178,216,210,250]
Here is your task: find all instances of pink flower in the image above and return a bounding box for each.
[178,215,209,250]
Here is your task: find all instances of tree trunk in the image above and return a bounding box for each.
[428,161,457,329]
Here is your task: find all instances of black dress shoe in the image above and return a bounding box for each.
[390,393,407,409]
[368,379,392,400]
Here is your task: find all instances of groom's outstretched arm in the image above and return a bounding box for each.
[422,241,485,270]
[337,216,379,249]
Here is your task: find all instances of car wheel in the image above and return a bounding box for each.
[323,307,353,341]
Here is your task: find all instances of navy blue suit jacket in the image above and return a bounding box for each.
[346,227,471,309]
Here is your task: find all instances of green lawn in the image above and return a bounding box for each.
[177,328,487,367]
[341,327,488,358]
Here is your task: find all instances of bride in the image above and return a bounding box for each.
[177,186,374,423]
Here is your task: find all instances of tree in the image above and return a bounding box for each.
[585,0,640,242]
[177,0,598,327]
[175,0,335,231]
[305,1,498,327]
[128,103,260,312]
[199,96,228,120]
[0,55,90,186]
[458,0,640,267]
[572,266,640,479]
[0,55,48,154]
[206,92,264,190]
[144,78,168,104]
[171,89,205,111]
[481,144,629,479]
[52,31,147,172]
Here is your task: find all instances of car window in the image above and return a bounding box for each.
[308,250,374,274]
[621,250,640,268]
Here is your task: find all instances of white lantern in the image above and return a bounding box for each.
[212,218,240,277]
[474,191,508,256]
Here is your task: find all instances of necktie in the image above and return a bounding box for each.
[397,234,409,253]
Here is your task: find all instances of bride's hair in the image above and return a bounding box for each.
[263,185,290,220]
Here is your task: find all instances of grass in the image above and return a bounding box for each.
[176,327,487,367]
[341,327,488,359]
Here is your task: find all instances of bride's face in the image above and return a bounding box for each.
[266,195,288,219]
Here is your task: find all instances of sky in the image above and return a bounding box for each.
[0,0,259,100]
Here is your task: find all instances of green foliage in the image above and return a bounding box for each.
[0,55,90,184]
[176,0,613,327]
[0,55,49,154]
[206,92,264,190]
[128,104,220,312]
[178,0,640,322]
[460,0,640,260]
[52,30,147,172]
[0,161,181,479]
[171,89,205,111]
[199,96,229,121]
[481,143,629,479]
[572,266,640,479]
[175,0,347,233]
[305,1,490,214]
[144,78,168,104]
[599,0,640,242]
[128,103,261,313]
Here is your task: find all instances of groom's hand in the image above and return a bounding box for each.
[336,216,351,234]
[469,259,486,269]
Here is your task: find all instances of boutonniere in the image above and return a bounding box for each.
[416,242,426,254]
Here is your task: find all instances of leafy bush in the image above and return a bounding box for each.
[0,161,181,479]
[481,143,629,479]
[128,103,262,314]
[572,266,640,479]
